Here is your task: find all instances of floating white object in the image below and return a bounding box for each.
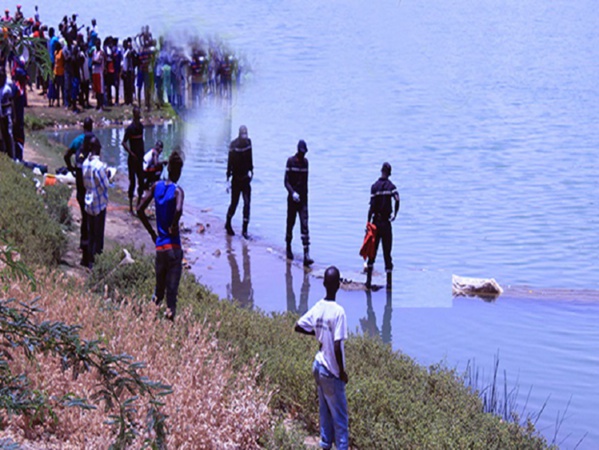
[452,274,503,298]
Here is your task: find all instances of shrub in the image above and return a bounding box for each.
[261,421,308,450]
[86,245,156,298]
[2,270,273,448]
[24,115,54,131]
[42,183,72,229]
[0,154,66,266]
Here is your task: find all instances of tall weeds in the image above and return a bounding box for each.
[1,271,272,449]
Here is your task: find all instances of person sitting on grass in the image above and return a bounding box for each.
[137,150,185,320]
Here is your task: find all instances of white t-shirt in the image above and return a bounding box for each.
[143,150,154,171]
[297,299,348,378]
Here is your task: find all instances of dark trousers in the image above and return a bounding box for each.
[105,72,115,105]
[123,71,134,105]
[70,76,80,108]
[64,73,71,106]
[75,168,89,251]
[114,71,121,104]
[155,75,163,106]
[0,114,14,159]
[367,219,393,272]
[227,179,251,225]
[155,248,183,317]
[79,79,90,107]
[87,208,106,267]
[286,198,309,246]
[54,75,64,104]
[13,95,24,161]
[127,155,144,200]
[144,170,161,191]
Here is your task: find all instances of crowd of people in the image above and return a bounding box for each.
[22,5,400,447]
[0,4,246,162]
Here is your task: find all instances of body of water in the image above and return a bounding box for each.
[45,0,599,447]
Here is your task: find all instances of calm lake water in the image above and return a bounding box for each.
[45,0,599,447]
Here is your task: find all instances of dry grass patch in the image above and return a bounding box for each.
[2,271,273,449]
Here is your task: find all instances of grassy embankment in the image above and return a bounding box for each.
[0,137,555,448]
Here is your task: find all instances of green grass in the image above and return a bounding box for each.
[89,245,554,449]
[0,154,69,267]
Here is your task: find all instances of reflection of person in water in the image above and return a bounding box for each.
[226,240,254,309]
[285,262,310,315]
[360,290,393,345]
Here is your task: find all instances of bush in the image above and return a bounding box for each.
[261,421,308,449]
[86,245,156,298]
[2,270,273,448]
[43,183,72,229]
[24,115,54,131]
[0,154,66,266]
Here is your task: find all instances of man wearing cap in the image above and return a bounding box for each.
[285,139,313,266]
[365,162,400,290]
[225,125,253,239]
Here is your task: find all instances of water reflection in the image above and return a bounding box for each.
[360,290,393,345]
[225,238,253,309]
[285,262,310,315]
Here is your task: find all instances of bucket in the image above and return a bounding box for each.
[44,173,57,186]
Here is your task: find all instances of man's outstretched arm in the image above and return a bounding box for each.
[137,183,157,243]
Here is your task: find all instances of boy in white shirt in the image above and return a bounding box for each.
[295,266,349,450]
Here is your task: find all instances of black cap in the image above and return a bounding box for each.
[381,162,392,175]
[297,139,308,153]
[155,140,164,149]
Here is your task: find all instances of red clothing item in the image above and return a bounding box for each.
[359,222,377,261]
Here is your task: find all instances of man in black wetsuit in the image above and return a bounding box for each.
[285,139,313,267]
[366,162,400,290]
[225,125,253,239]
[121,106,145,214]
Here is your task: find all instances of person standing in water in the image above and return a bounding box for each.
[225,125,253,239]
[365,162,399,290]
[285,139,313,267]
[121,106,145,214]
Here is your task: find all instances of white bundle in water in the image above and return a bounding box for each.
[452,274,503,298]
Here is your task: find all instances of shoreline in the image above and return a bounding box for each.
[22,89,599,304]
[22,88,377,293]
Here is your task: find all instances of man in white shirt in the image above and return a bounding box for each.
[295,266,349,450]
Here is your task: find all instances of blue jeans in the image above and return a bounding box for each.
[312,360,349,450]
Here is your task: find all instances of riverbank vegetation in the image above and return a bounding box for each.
[0,152,555,448]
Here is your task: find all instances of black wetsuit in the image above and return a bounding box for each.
[123,121,145,200]
[226,136,253,226]
[284,154,309,246]
[367,177,399,272]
